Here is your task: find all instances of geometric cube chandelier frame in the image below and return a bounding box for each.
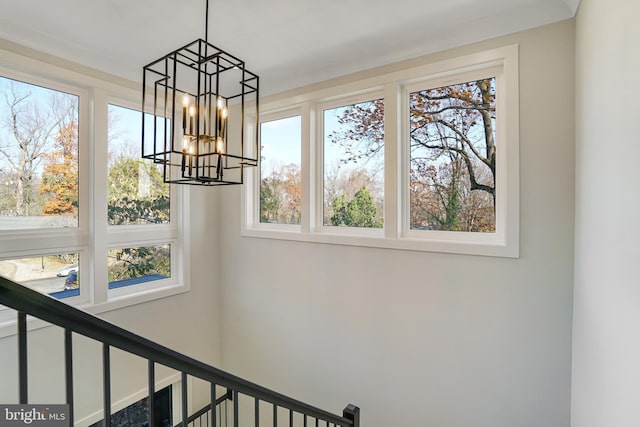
[142,0,259,186]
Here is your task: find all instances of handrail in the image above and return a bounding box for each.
[0,276,358,426]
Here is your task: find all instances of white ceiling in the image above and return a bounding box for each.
[0,0,579,95]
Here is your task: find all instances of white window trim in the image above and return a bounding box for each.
[243,44,519,258]
[0,45,191,332]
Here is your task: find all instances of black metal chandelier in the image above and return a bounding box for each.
[142,0,259,185]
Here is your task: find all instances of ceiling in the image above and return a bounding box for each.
[0,0,579,96]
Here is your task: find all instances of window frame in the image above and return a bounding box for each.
[0,66,91,307]
[246,107,304,233]
[0,48,190,328]
[400,67,506,245]
[105,98,182,297]
[243,45,519,258]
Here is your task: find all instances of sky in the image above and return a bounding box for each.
[260,102,384,179]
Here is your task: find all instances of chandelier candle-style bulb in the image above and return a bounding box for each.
[141,0,259,186]
[182,97,188,132]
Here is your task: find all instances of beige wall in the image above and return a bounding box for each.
[572,0,640,426]
[218,20,575,427]
[0,15,582,427]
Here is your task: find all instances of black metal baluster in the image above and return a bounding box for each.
[303,414,307,427]
[148,361,155,427]
[210,382,217,427]
[254,398,259,427]
[273,403,277,427]
[289,409,293,427]
[233,390,239,427]
[217,396,221,427]
[65,329,74,425]
[103,344,111,427]
[182,372,188,427]
[18,312,27,404]
[315,418,319,427]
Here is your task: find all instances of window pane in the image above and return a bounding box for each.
[0,77,79,230]
[108,104,170,225]
[323,99,384,228]
[108,244,170,289]
[259,116,301,225]
[0,253,80,299]
[409,78,496,232]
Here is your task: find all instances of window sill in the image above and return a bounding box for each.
[242,227,518,258]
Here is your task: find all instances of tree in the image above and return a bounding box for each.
[107,156,170,225]
[330,186,382,228]
[108,245,170,282]
[39,122,79,216]
[328,99,384,165]
[411,154,463,231]
[324,166,383,226]
[330,79,496,232]
[410,79,496,200]
[260,163,301,224]
[0,81,76,216]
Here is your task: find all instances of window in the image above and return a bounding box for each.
[108,104,170,226]
[244,45,519,257]
[0,76,79,230]
[0,53,187,321]
[407,78,495,233]
[108,244,171,288]
[107,103,179,293]
[0,253,80,299]
[322,98,384,229]
[259,115,301,225]
[0,73,87,305]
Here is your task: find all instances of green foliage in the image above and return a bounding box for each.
[260,177,281,222]
[107,156,169,225]
[106,157,171,281]
[444,183,461,231]
[333,79,496,232]
[108,196,170,225]
[330,186,382,228]
[108,245,170,282]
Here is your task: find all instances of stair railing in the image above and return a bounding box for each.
[176,390,233,427]
[0,276,360,427]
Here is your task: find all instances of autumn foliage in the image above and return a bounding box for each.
[39,122,79,216]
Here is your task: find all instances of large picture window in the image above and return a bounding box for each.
[0,57,187,319]
[0,76,79,230]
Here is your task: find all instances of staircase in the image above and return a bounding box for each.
[0,276,359,427]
